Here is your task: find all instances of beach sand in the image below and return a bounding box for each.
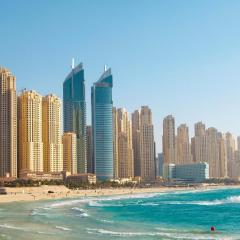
[0,184,235,204]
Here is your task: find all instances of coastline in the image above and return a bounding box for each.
[0,184,239,204]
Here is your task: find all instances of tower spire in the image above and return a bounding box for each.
[72,58,75,69]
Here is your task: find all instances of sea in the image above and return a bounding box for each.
[0,187,240,240]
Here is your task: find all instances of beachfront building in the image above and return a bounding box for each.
[163,115,176,164]
[163,162,209,182]
[116,108,134,179]
[42,94,63,172]
[86,125,93,173]
[132,109,141,177]
[225,132,236,178]
[18,90,43,172]
[91,67,113,180]
[112,107,119,179]
[191,122,206,163]
[0,67,17,178]
[62,132,77,174]
[63,61,87,173]
[176,124,192,164]
[140,106,155,181]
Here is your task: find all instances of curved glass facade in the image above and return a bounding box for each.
[63,63,86,173]
[91,69,113,180]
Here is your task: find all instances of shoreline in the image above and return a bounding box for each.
[0,184,239,204]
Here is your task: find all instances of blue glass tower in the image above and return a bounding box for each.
[91,67,113,181]
[63,62,86,173]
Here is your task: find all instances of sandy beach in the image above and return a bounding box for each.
[0,184,236,204]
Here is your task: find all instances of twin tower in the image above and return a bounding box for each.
[63,62,113,180]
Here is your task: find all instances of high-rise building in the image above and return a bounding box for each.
[18,90,43,172]
[0,67,17,178]
[225,132,236,178]
[132,110,141,177]
[156,153,164,177]
[112,107,119,179]
[237,136,240,151]
[176,124,191,164]
[117,108,134,179]
[42,94,63,172]
[191,122,206,163]
[205,127,220,178]
[91,67,113,180]
[86,125,93,173]
[217,132,227,178]
[162,115,176,164]
[62,132,77,174]
[63,62,86,173]
[140,106,155,181]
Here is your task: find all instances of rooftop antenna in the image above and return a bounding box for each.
[104,65,107,72]
[71,58,75,69]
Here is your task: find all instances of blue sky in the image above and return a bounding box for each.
[1,0,240,152]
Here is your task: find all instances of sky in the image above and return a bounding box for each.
[1,0,240,152]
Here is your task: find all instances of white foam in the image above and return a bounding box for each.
[86,228,228,239]
[165,195,240,206]
[0,224,24,231]
[55,225,71,231]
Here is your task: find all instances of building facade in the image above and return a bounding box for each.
[176,124,192,164]
[163,115,176,164]
[18,90,43,172]
[62,132,77,174]
[0,67,17,178]
[42,94,63,172]
[86,125,93,173]
[163,162,209,182]
[117,108,134,179]
[91,67,113,180]
[63,62,86,173]
[140,106,155,181]
[132,110,141,177]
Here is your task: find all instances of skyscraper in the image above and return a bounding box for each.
[117,108,134,179]
[62,132,77,174]
[191,122,206,163]
[112,107,119,179]
[176,124,191,164]
[42,94,63,172]
[86,125,93,173]
[163,115,176,164]
[18,90,43,172]
[225,132,236,178]
[63,62,86,173]
[91,67,113,180]
[217,132,227,178]
[132,110,141,177]
[0,67,17,178]
[140,106,155,181]
[205,127,220,178]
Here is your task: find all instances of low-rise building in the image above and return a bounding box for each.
[163,162,209,182]
[19,169,65,181]
[66,173,96,185]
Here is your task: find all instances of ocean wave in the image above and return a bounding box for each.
[0,224,25,231]
[165,195,240,206]
[86,227,229,239]
[55,225,71,231]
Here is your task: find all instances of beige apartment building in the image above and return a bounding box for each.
[0,67,17,178]
[42,94,63,172]
[176,124,192,164]
[18,90,43,172]
[132,109,141,177]
[163,115,176,164]
[62,132,77,174]
[112,107,119,178]
[140,106,155,181]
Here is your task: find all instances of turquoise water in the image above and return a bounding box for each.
[0,188,240,239]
